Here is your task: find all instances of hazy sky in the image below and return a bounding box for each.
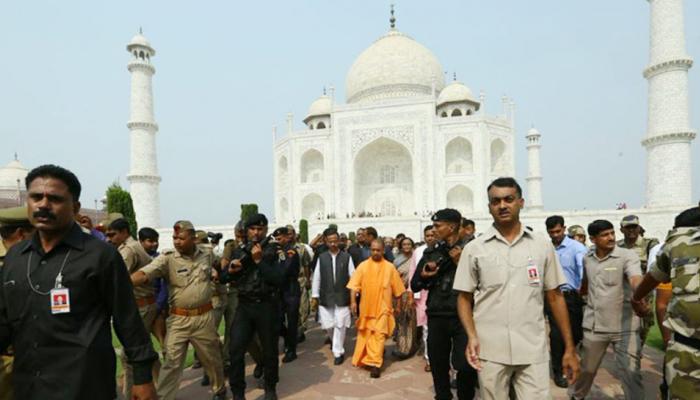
[2,1,699,227]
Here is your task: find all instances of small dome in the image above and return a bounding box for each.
[304,95,331,123]
[437,81,477,106]
[345,30,445,104]
[126,32,156,55]
[0,159,29,189]
[527,127,541,137]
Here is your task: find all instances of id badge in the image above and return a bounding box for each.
[413,291,421,300]
[526,258,541,286]
[50,288,71,314]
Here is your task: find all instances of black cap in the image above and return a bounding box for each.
[431,208,462,224]
[272,226,289,237]
[245,213,268,228]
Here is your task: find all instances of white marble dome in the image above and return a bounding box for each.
[0,159,28,189]
[437,81,477,106]
[305,95,331,120]
[127,33,155,54]
[345,30,445,104]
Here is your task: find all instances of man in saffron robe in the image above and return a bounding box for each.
[347,239,405,378]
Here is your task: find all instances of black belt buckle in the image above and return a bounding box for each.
[674,333,700,350]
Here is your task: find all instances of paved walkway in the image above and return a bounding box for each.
[142,323,665,399]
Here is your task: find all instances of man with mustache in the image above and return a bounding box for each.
[568,219,644,399]
[454,177,579,399]
[0,164,158,400]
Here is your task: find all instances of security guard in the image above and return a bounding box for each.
[632,206,700,400]
[131,220,226,400]
[0,206,34,400]
[617,214,659,343]
[194,230,228,387]
[105,217,161,399]
[287,225,312,343]
[273,226,301,363]
[411,208,477,400]
[222,213,284,400]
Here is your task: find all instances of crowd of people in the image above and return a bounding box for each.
[0,165,698,400]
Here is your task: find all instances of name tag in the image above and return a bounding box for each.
[527,258,541,286]
[50,288,71,314]
[413,291,421,300]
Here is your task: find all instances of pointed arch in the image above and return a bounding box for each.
[446,185,474,215]
[300,149,324,183]
[445,137,473,174]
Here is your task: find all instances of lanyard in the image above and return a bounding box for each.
[26,250,72,296]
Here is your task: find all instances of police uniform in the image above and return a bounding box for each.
[139,221,225,400]
[649,225,700,400]
[118,235,161,399]
[291,224,312,341]
[454,224,567,399]
[222,214,284,400]
[617,214,660,343]
[0,206,31,400]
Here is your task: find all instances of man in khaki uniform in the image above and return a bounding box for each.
[287,225,312,343]
[106,217,161,399]
[569,219,644,399]
[617,214,659,343]
[0,206,35,400]
[454,177,579,399]
[131,220,226,400]
[194,230,227,386]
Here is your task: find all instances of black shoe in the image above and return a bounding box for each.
[297,332,306,343]
[232,393,245,400]
[253,364,264,379]
[264,389,278,400]
[192,359,202,369]
[334,355,344,365]
[324,337,332,345]
[370,366,381,378]
[212,391,226,400]
[282,351,297,363]
[554,375,569,388]
[201,373,210,386]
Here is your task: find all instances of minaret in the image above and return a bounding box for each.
[643,0,695,207]
[526,127,543,211]
[126,30,161,228]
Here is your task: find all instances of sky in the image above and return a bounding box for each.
[1,1,699,227]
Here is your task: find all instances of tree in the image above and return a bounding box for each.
[299,219,309,244]
[240,204,259,222]
[348,231,356,244]
[105,183,137,237]
[328,223,338,231]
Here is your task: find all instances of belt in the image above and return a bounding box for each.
[135,296,156,308]
[170,302,213,317]
[674,333,700,351]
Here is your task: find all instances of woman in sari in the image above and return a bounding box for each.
[391,237,418,359]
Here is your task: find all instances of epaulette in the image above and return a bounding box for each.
[286,249,297,257]
[161,249,175,255]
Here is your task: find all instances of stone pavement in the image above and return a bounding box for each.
[145,323,665,399]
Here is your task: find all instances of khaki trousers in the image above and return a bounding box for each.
[0,354,12,400]
[478,360,550,400]
[157,311,225,400]
[120,303,160,399]
[568,330,643,400]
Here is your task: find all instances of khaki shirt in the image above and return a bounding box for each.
[119,236,155,299]
[140,245,215,309]
[582,246,642,333]
[454,224,566,365]
[617,236,659,274]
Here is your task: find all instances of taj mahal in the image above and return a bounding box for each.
[0,1,696,246]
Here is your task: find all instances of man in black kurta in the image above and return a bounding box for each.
[0,164,157,400]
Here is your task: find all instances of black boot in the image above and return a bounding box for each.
[201,373,210,386]
[264,388,278,400]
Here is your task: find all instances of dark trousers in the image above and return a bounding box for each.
[545,290,584,376]
[229,299,280,395]
[279,292,300,353]
[427,316,478,400]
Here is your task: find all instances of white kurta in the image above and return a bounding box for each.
[311,251,355,330]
